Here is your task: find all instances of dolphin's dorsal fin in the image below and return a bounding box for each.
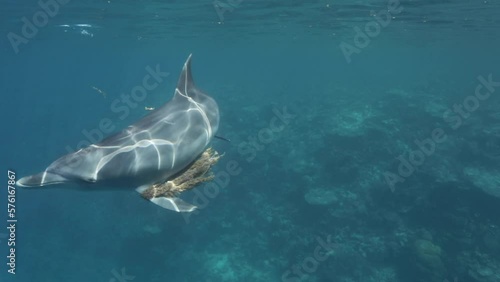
[175,54,195,99]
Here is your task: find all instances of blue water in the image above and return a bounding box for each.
[1,0,500,281]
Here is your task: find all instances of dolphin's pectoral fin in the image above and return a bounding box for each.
[136,186,197,212]
[214,135,231,142]
[151,197,197,212]
[17,171,69,187]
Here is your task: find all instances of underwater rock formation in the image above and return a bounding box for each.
[413,239,447,281]
[463,166,500,198]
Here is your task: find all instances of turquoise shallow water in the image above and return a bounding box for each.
[1,1,500,282]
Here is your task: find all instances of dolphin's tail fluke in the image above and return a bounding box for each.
[17,171,69,187]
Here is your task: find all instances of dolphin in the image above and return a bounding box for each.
[17,54,219,212]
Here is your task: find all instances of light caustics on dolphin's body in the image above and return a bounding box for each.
[17,54,220,212]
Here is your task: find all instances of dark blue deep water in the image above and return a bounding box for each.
[1,1,500,281]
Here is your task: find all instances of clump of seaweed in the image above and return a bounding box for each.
[140,148,221,199]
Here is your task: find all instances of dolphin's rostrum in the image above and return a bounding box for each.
[17,54,220,212]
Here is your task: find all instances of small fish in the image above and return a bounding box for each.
[91,86,107,98]
[145,107,155,111]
